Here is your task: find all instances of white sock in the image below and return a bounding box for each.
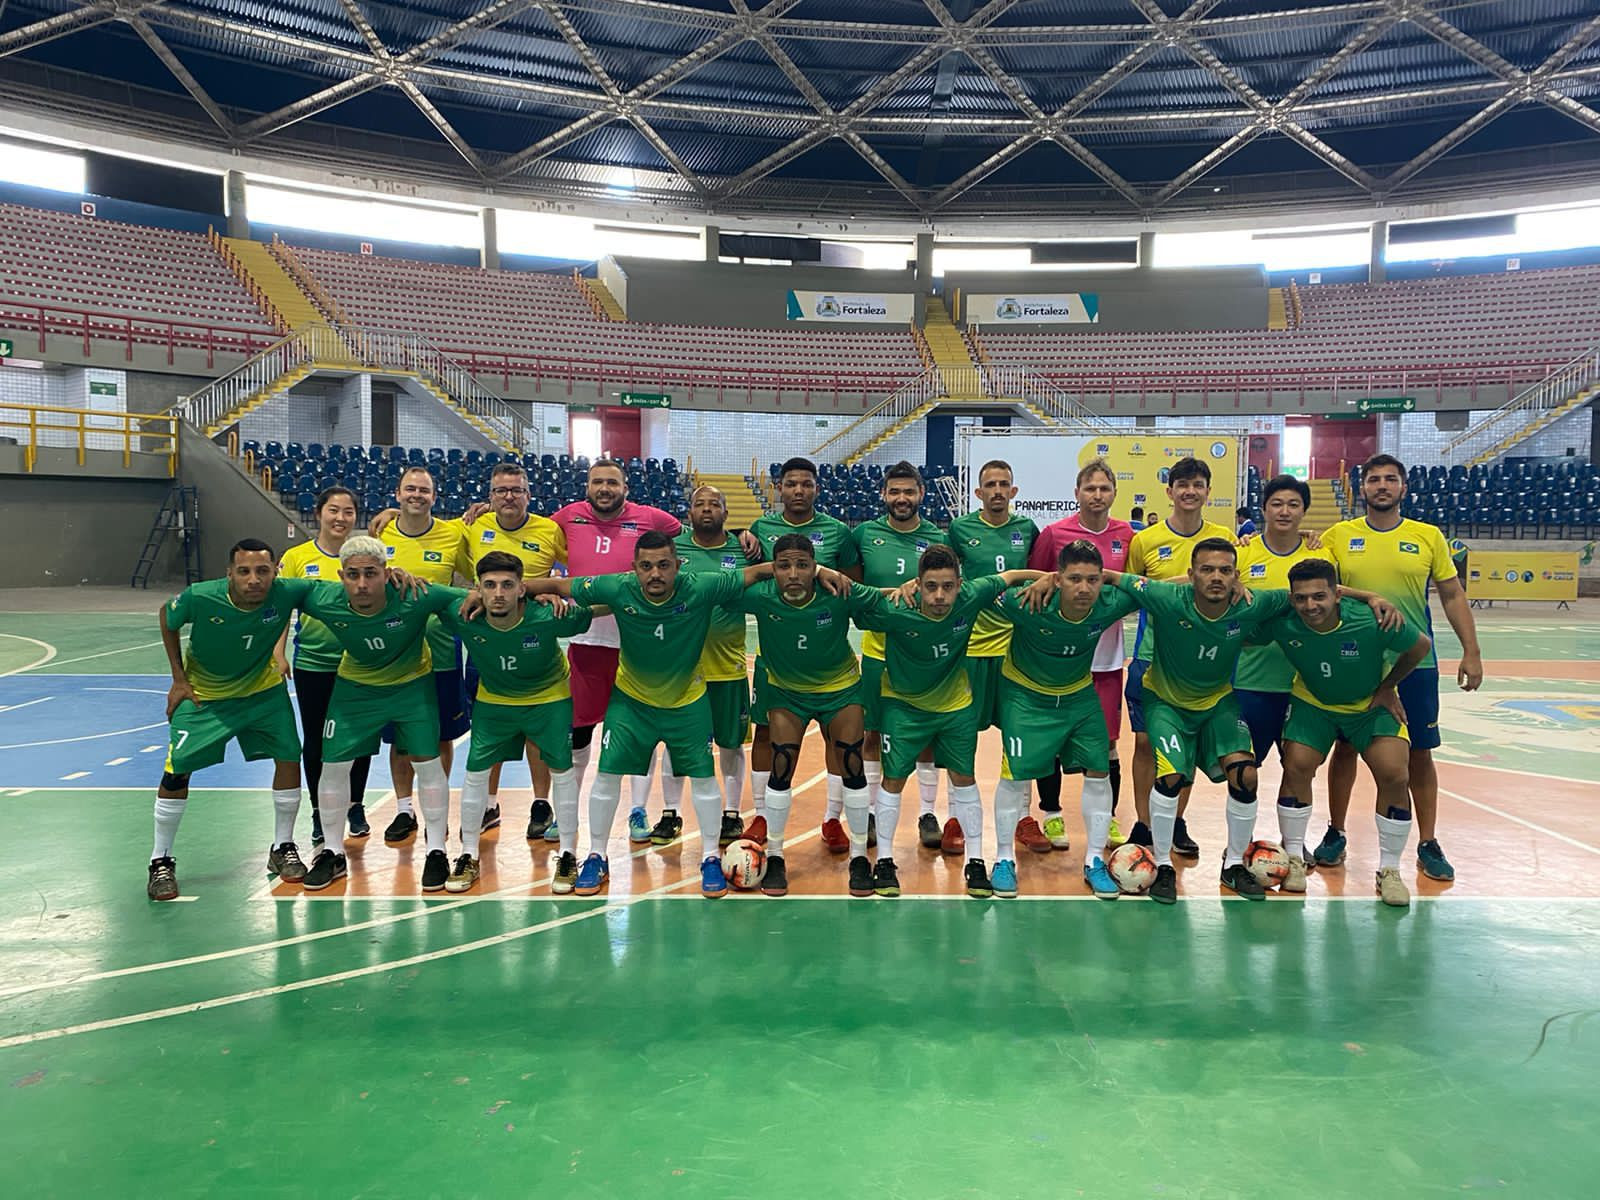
[1376,811,1412,870]
[916,763,940,815]
[1080,775,1113,854]
[689,776,723,860]
[719,746,747,808]
[395,791,415,817]
[572,738,593,784]
[628,749,655,814]
[152,793,187,859]
[317,759,353,848]
[587,772,623,854]
[865,759,882,815]
[1150,787,1179,868]
[1277,801,1313,858]
[414,757,449,854]
[751,769,770,815]
[486,790,500,814]
[995,780,1028,862]
[825,774,844,820]
[951,783,983,861]
[765,787,792,855]
[1015,783,1031,824]
[460,768,491,857]
[875,787,902,856]
[1224,797,1256,869]
[552,766,579,855]
[271,787,300,846]
[843,784,870,857]
[662,767,688,811]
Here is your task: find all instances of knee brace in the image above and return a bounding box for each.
[160,771,191,793]
[1225,759,1257,803]
[570,723,595,750]
[770,742,801,791]
[834,738,866,789]
[1154,776,1188,799]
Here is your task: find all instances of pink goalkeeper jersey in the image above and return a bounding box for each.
[1029,515,1135,672]
[552,500,681,647]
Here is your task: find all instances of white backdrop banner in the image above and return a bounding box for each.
[785,290,914,323]
[966,292,1099,324]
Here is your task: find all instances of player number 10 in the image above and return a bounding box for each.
[364,636,386,651]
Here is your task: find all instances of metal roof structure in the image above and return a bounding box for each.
[3,0,1600,222]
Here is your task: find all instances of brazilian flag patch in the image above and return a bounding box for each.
[1398,541,1419,555]
[424,551,443,562]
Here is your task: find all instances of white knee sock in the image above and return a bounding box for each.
[825,774,844,820]
[952,783,983,861]
[689,776,723,860]
[628,749,656,813]
[460,768,491,857]
[572,739,593,784]
[587,772,623,854]
[662,767,688,812]
[152,794,187,859]
[995,779,1029,862]
[1277,801,1313,858]
[843,784,871,857]
[317,759,354,849]
[916,763,940,815]
[864,759,882,815]
[1080,775,1113,858]
[486,790,500,815]
[875,788,902,857]
[765,787,792,856]
[1375,811,1411,870]
[1150,787,1179,868]
[1223,797,1256,869]
[719,746,747,808]
[751,769,770,815]
[271,788,300,847]
[413,758,449,854]
[551,766,579,855]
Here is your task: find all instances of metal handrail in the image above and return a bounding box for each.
[810,369,941,456]
[0,403,178,474]
[1443,344,1600,459]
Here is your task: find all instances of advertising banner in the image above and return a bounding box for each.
[1466,550,1578,602]
[784,290,914,324]
[967,292,1100,325]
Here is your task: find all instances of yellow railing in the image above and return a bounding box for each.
[0,404,178,474]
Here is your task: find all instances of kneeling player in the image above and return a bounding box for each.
[1253,559,1430,906]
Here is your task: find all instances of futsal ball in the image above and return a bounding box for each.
[1107,843,1158,895]
[1244,840,1292,889]
[721,838,767,890]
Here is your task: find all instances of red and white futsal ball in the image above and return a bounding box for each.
[721,838,767,890]
[1244,840,1292,889]
[1107,843,1158,895]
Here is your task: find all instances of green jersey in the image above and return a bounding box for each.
[1117,576,1292,711]
[738,580,885,693]
[1253,598,1420,714]
[440,601,592,706]
[996,584,1139,697]
[750,510,861,571]
[301,582,462,687]
[949,511,1038,657]
[164,577,314,701]
[856,575,1009,713]
[851,516,949,660]
[571,570,746,708]
[673,530,751,683]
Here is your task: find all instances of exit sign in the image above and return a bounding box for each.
[618,392,671,408]
[1356,396,1416,414]
[0,338,12,358]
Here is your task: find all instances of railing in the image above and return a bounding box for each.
[0,403,178,474]
[273,236,350,325]
[0,300,277,367]
[207,227,286,332]
[811,368,943,458]
[964,365,1116,430]
[1442,344,1600,464]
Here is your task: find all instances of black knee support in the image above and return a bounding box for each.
[570,723,596,750]
[834,738,866,789]
[771,742,801,791]
[1155,776,1188,798]
[160,771,191,792]
[1108,756,1122,809]
[1226,759,1257,803]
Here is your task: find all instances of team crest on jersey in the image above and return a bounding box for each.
[721,556,739,570]
[672,604,688,615]
[480,530,496,544]
[1349,538,1366,552]
[1010,532,1025,547]
[810,532,824,544]
[521,635,542,650]
[1225,622,1242,639]
[1398,541,1419,555]
[621,522,639,533]
[260,608,279,624]
[1157,546,1174,560]
[1111,540,1124,554]
[385,545,396,558]
[384,618,404,630]
[1287,638,1303,648]
[816,611,833,628]
[1249,563,1268,578]
[915,540,929,553]
[1340,641,1359,657]
[304,563,320,576]
[623,606,638,615]
[423,551,443,563]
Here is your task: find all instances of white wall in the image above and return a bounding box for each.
[860,420,928,468]
[1389,406,1593,465]
[0,363,127,448]
[668,409,837,473]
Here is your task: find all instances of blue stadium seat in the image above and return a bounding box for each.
[286,441,304,460]
[297,491,317,521]
[306,443,325,460]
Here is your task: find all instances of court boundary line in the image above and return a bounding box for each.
[1433,758,1598,788]
[0,634,56,677]
[1439,785,1600,857]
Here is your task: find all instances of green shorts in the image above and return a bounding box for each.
[997,680,1109,781]
[750,655,771,726]
[965,655,1004,732]
[766,679,863,731]
[861,655,887,732]
[880,697,978,779]
[323,675,440,762]
[705,677,751,749]
[598,689,714,778]
[1283,700,1407,756]
[1145,692,1251,785]
[166,686,300,774]
[467,697,574,773]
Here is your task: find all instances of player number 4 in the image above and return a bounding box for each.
[653,623,664,640]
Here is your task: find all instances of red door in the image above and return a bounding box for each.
[599,408,641,462]
[1290,416,1376,479]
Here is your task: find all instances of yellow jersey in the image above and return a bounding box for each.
[460,512,568,579]
[1233,538,1331,692]
[379,518,470,668]
[277,539,345,672]
[1126,517,1234,663]
[1321,517,1456,670]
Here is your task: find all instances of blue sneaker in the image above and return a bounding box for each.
[1084,856,1120,900]
[543,818,560,844]
[991,859,1019,898]
[1416,839,1455,881]
[1312,825,1347,867]
[573,853,609,896]
[700,855,729,898]
[627,807,651,843]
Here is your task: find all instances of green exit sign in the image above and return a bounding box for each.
[618,392,671,408]
[0,339,12,358]
[1356,396,1416,414]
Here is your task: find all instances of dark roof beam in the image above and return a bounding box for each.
[125,12,235,138]
[0,2,118,60]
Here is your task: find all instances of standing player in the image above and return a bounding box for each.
[1318,455,1484,881]
[1028,458,1135,852]
[992,540,1139,899]
[1253,559,1431,906]
[149,539,312,899]
[852,462,952,854]
[856,547,1043,899]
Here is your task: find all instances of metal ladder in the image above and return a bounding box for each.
[131,485,201,589]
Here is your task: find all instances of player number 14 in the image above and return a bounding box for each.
[1196,644,1218,661]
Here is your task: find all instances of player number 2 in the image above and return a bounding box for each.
[796,634,808,650]
[364,636,386,650]
[1196,644,1217,661]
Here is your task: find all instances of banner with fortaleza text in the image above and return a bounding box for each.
[784,290,914,324]
[965,292,1100,325]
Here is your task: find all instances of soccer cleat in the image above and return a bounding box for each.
[1127,821,1154,848]
[1084,857,1120,900]
[917,812,942,849]
[543,819,560,844]
[848,855,875,898]
[523,799,551,839]
[742,815,768,846]
[1015,817,1053,855]
[347,802,371,839]
[445,854,480,894]
[267,842,307,883]
[964,859,993,899]
[1106,818,1127,848]
[700,855,729,898]
[1312,825,1347,867]
[421,849,450,893]
[940,817,966,857]
[147,856,179,901]
[1149,864,1178,905]
[761,856,788,897]
[1416,839,1455,882]
[866,812,878,848]
[718,811,745,847]
[649,809,684,846]
[627,807,652,843]
[871,857,901,898]
[1376,867,1411,907]
[1282,857,1308,894]
[482,804,503,834]
[573,853,609,896]
[991,859,1019,899]
[550,851,579,895]
[1220,863,1266,900]
[1171,817,1200,859]
[383,811,418,844]
[302,849,347,891]
[820,818,850,854]
[1042,814,1071,850]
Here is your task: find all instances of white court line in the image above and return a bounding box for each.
[105,757,131,766]
[0,720,167,751]
[39,640,164,669]
[0,697,52,715]
[1432,757,1599,788]
[647,892,1600,904]
[1440,786,1600,857]
[59,772,89,781]
[0,633,56,676]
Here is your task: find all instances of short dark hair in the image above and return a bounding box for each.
[977,459,1013,482]
[229,537,275,562]
[917,544,961,576]
[1236,506,1254,519]
[778,457,817,481]
[315,485,357,515]
[1167,456,1211,486]
[1076,458,1116,489]
[1191,536,1237,563]
[884,461,923,487]
[635,529,675,556]
[1288,558,1339,589]
[1262,474,1310,509]
[1057,539,1104,570]
[1130,506,1145,521]
[589,458,625,479]
[1362,453,1406,476]
[772,533,815,559]
[476,550,524,579]
[490,462,527,480]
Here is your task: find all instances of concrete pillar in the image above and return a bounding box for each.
[1369,220,1387,284]
[703,225,720,262]
[1137,230,1156,270]
[481,208,500,270]
[915,232,934,288]
[224,169,248,239]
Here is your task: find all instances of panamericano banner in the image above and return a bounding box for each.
[785,290,914,324]
[966,292,1100,325]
